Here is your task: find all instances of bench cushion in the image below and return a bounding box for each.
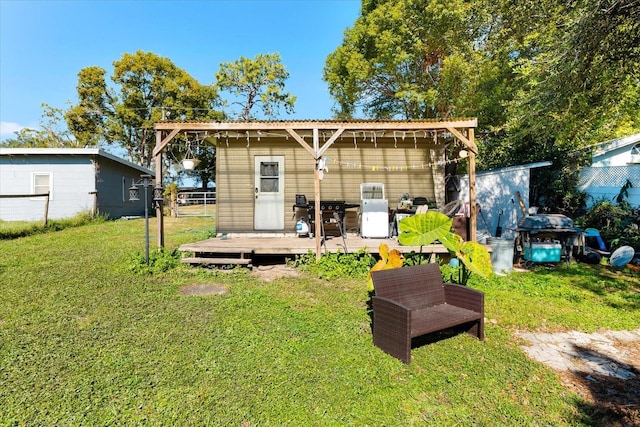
[411,303,482,337]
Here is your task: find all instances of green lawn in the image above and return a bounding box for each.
[0,217,638,425]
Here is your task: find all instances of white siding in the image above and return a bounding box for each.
[0,157,95,221]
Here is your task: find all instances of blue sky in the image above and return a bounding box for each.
[0,0,361,139]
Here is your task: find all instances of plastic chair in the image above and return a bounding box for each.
[583,228,607,252]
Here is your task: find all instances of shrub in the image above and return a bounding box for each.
[576,200,640,250]
[129,249,181,275]
[290,249,375,280]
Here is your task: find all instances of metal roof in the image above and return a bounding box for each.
[0,147,154,175]
[154,118,478,131]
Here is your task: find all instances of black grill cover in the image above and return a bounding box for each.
[517,214,574,230]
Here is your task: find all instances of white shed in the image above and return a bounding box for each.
[578,133,640,207]
[0,148,154,221]
[456,162,552,240]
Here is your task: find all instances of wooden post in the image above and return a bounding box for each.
[155,130,164,248]
[43,191,50,226]
[89,191,98,218]
[468,128,477,242]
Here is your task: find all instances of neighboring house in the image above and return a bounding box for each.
[0,148,154,221]
[578,133,640,207]
[457,162,553,240]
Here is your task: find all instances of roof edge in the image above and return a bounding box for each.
[0,147,154,176]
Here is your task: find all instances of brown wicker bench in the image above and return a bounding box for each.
[371,263,484,363]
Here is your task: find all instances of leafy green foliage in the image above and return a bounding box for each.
[576,200,640,251]
[327,0,639,215]
[65,50,223,168]
[215,53,296,120]
[324,0,483,119]
[0,105,77,148]
[290,249,375,280]
[128,249,181,275]
[398,211,492,283]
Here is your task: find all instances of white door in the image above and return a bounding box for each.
[254,156,285,230]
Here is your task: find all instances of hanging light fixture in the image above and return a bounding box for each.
[182,138,200,170]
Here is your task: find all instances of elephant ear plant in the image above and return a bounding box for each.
[397,211,492,285]
[367,243,404,292]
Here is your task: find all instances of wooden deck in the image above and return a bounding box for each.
[179,233,452,266]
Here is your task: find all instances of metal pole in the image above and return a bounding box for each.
[144,177,150,265]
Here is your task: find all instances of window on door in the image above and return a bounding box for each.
[260,162,280,192]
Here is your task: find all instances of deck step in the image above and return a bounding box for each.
[181,257,252,266]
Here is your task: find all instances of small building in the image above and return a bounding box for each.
[578,133,640,207]
[151,119,480,253]
[456,162,552,240]
[0,148,154,221]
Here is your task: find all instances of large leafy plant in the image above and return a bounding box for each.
[398,211,492,284]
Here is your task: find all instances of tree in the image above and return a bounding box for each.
[65,50,222,168]
[323,0,487,119]
[327,0,639,215]
[479,0,640,213]
[214,53,296,120]
[1,104,76,148]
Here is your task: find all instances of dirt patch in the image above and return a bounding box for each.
[518,329,640,426]
[179,284,228,296]
[251,264,300,282]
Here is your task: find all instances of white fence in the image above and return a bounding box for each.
[176,190,216,217]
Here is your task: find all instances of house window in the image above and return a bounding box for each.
[32,172,52,199]
[631,143,640,155]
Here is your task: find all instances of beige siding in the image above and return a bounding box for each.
[216,136,445,233]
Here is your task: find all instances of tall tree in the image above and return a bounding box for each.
[326,0,639,214]
[214,53,296,120]
[480,0,640,212]
[65,50,222,168]
[324,0,487,119]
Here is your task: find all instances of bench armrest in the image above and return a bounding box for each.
[372,295,411,333]
[444,284,484,314]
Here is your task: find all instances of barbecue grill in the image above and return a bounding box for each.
[516,214,582,265]
[293,198,360,237]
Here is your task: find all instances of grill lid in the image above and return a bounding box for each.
[517,214,574,230]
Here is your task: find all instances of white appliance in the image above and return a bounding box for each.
[360,183,389,238]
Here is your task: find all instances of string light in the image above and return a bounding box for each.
[328,154,469,171]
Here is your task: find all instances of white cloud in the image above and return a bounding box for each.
[0,121,26,136]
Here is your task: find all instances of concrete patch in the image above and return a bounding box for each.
[517,329,640,380]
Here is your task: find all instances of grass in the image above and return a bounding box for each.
[0,211,104,239]
[0,216,638,425]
